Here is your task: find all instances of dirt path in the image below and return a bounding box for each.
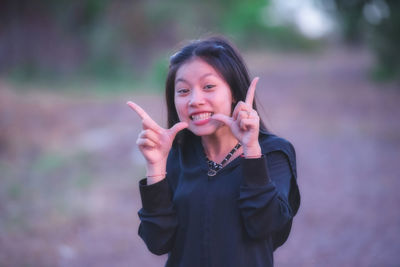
[1,47,399,266]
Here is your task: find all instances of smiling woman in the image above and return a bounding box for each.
[174,59,233,136]
[127,36,300,267]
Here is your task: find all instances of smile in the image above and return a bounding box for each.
[190,112,213,121]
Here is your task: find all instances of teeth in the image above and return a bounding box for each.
[191,112,212,121]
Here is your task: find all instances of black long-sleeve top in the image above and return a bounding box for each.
[138,132,300,267]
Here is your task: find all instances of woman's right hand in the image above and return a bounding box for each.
[127,101,188,183]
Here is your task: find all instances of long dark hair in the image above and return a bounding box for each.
[165,36,267,145]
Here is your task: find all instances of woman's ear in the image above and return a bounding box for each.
[231,100,237,113]
[232,95,237,105]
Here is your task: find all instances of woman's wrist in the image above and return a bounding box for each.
[146,174,166,185]
[243,143,262,158]
[146,160,167,185]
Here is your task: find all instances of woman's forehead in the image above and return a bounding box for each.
[175,58,222,82]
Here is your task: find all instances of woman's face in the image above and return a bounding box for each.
[174,58,233,136]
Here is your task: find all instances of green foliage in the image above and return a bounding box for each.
[327,0,400,81]
[147,56,169,91]
[221,0,267,35]
[0,0,316,90]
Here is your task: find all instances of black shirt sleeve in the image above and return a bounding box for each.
[268,151,292,199]
[239,151,294,239]
[137,177,178,255]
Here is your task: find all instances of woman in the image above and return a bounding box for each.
[128,36,300,267]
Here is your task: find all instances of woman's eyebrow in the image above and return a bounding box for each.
[175,78,188,85]
[175,73,216,85]
[200,73,215,80]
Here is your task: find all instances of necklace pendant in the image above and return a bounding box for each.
[205,142,241,177]
[207,169,217,176]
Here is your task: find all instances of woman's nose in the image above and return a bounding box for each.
[189,89,205,106]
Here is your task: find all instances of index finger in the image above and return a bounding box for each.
[127,101,162,131]
[127,101,151,120]
[245,77,259,106]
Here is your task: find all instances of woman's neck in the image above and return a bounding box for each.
[201,126,241,163]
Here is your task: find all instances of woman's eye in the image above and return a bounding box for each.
[177,88,189,94]
[204,84,215,90]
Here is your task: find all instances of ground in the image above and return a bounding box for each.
[0,47,399,266]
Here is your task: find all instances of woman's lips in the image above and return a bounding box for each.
[190,112,213,126]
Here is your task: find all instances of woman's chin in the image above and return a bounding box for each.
[188,128,215,136]
[188,124,217,136]
[187,121,226,136]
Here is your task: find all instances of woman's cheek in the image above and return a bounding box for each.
[174,100,187,122]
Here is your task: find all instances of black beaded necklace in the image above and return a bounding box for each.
[206,142,242,176]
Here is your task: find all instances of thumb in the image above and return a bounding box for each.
[212,114,232,126]
[168,121,188,138]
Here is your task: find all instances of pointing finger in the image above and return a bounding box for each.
[245,77,259,106]
[127,101,151,120]
[127,101,163,132]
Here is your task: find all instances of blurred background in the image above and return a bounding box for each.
[0,0,399,266]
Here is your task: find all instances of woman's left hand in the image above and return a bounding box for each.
[212,77,262,158]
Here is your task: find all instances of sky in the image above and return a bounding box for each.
[263,0,336,39]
